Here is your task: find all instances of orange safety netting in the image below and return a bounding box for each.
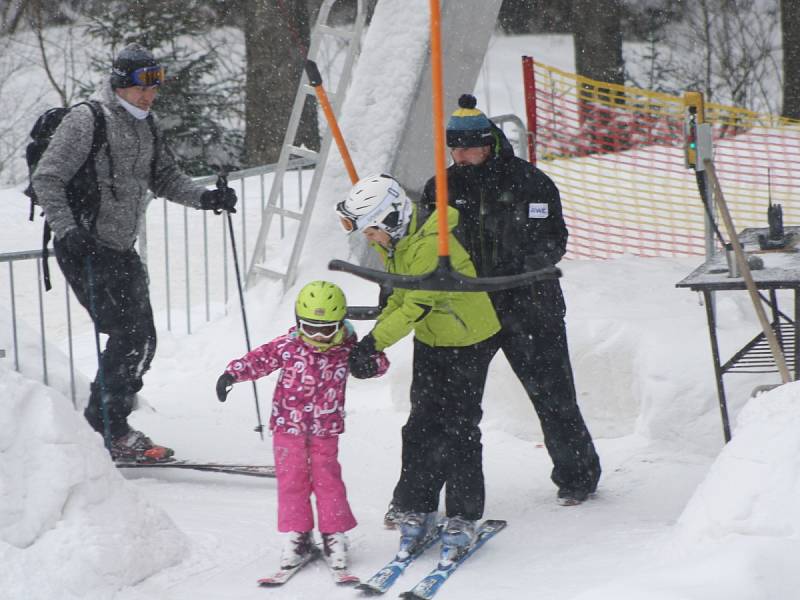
[522,58,800,259]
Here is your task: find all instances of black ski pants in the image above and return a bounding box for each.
[490,285,601,495]
[54,239,156,439]
[392,336,496,521]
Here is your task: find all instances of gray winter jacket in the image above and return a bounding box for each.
[32,83,207,252]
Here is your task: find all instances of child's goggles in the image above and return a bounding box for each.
[131,65,166,87]
[298,319,341,340]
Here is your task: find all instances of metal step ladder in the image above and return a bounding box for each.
[245,0,366,290]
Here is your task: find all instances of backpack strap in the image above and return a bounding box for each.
[146,114,159,190]
[42,220,53,291]
[42,100,109,292]
[84,100,118,203]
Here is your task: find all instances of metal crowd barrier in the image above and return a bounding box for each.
[1,158,313,406]
[1,114,525,405]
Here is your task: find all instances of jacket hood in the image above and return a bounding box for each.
[490,121,516,160]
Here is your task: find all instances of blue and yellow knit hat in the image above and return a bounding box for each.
[446,94,494,148]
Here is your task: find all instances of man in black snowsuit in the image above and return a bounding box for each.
[31,44,237,462]
[419,94,601,506]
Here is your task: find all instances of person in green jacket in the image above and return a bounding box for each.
[335,173,500,561]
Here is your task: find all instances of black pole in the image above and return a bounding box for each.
[218,173,264,439]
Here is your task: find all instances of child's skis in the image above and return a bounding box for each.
[257,548,320,587]
[256,547,361,587]
[398,519,507,600]
[328,566,360,586]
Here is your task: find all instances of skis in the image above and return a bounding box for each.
[116,459,275,478]
[329,566,361,585]
[257,548,320,586]
[355,526,443,595]
[256,550,360,587]
[398,519,507,600]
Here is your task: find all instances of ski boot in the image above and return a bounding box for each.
[397,511,438,559]
[383,501,402,529]
[110,428,174,463]
[321,532,349,570]
[280,531,315,569]
[556,488,592,507]
[440,515,476,564]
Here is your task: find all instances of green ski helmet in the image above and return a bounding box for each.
[295,280,347,323]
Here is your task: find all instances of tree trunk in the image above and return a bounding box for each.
[572,0,623,85]
[782,0,800,119]
[498,0,572,34]
[243,0,318,167]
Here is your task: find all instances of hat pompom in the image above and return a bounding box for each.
[458,94,477,109]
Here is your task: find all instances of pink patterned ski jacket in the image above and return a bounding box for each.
[224,324,389,437]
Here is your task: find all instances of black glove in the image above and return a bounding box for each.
[60,227,96,256]
[201,187,237,214]
[216,372,235,402]
[349,333,379,379]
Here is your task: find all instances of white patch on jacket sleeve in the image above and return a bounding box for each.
[528,203,549,218]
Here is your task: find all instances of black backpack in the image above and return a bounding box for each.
[23,100,160,290]
[23,100,113,290]
[24,100,112,224]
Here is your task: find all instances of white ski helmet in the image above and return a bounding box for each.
[336,174,413,240]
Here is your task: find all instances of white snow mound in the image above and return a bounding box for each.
[570,382,800,600]
[0,364,187,600]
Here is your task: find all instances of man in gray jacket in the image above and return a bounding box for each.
[32,43,237,462]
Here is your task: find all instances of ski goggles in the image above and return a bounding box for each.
[298,319,341,340]
[336,208,358,233]
[130,65,166,87]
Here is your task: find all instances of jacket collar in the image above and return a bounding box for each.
[97,81,151,122]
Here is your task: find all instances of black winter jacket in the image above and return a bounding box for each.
[419,128,568,319]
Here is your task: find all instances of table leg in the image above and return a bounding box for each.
[795,288,799,381]
[703,289,732,443]
[770,289,782,348]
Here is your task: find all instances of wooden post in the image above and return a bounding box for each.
[704,161,792,383]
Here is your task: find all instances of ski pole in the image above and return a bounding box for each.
[305,59,359,184]
[85,255,112,451]
[218,172,265,439]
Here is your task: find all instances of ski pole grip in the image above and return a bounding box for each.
[305,60,322,87]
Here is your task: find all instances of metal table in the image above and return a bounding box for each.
[676,227,800,442]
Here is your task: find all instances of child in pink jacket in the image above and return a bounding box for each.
[215,281,388,574]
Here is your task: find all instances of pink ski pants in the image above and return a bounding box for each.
[273,431,357,534]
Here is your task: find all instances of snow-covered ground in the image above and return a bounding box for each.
[3,12,800,600]
[3,250,798,600]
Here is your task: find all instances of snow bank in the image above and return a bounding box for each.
[0,364,187,600]
[0,290,93,411]
[569,382,800,600]
[675,381,800,546]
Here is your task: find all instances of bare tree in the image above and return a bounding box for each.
[656,0,782,114]
[0,1,92,184]
[1,0,30,34]
[27,0,87,107]
[0,36,39,184]
[242,0,318,167]
[573,0,624,85]
[782,0,800,119]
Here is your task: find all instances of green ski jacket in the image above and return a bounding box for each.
[370,206,501,350]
